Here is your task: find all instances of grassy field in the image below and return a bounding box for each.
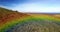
[0,7,60,32]
[27,13,60,21]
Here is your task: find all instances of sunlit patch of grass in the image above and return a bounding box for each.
[29,14,60,22]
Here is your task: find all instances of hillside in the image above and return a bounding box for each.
[0,7,60,32]
[0,7,32,32]
[0,7,30,24]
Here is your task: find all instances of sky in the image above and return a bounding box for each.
[0,0,60,13]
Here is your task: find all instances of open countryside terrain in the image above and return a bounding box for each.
[27,13,60,21]
[0,7,60,32]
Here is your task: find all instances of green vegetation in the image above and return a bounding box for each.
[0,7,60,32]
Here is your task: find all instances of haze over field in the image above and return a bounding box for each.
[0,0,60,13]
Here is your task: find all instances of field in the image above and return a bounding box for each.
[28,13,60,21]
[0,7,60,32]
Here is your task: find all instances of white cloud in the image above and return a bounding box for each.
[0,5,7,8]
[11,3,60,13]
[1,1,60,13]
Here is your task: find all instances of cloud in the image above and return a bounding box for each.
[0,0,60,13]
[10,2,60,13]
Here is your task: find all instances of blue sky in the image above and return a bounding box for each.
[0,0,60,13]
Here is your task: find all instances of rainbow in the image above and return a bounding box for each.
[0,12,32,32]
[0,14,60,32]
[0,8,60,32]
